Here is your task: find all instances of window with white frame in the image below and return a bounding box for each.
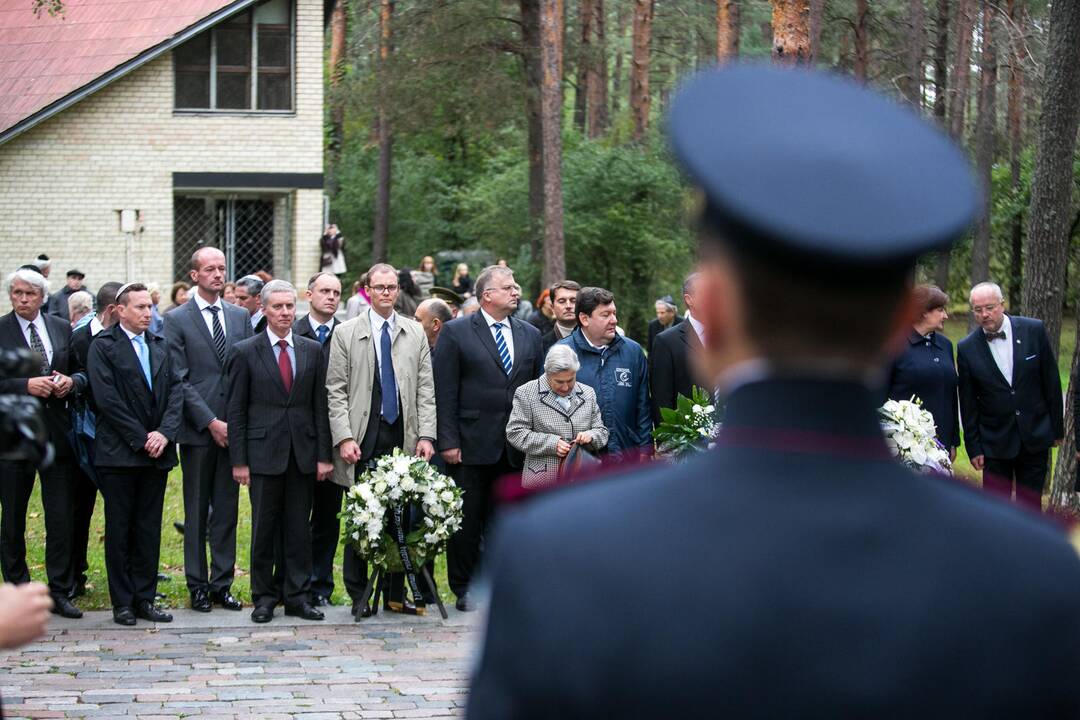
[174,0,293,112]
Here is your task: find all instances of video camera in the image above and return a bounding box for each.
[0,348,52,467]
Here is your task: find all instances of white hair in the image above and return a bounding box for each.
[260,279,296,306]
[68,290,94,317]
[6,268,48,296]
[544,344,581,375]
[969,281,1004,304]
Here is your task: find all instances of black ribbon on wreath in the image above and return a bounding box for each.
[389,502,426,610]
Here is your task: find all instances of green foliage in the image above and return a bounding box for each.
[654,387,720,458]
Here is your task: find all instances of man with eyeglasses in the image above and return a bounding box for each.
[957,281,1063,511]
[326,263,436,619]
[433,265,543,612]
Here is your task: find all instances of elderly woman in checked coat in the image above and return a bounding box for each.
[506,345,609,488]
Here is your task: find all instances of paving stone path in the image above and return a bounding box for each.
[0,605,480,719]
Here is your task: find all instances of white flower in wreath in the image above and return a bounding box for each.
[373,480,387,495]
[400,475,417,492]
[424,532,439,544]
[440,490,455,503]
[393,456,412,476]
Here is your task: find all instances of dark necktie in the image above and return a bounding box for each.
[26,322,49,375]
[277,339,293,394]
[380,323,398,424]
[317,324,329,345]
[986,330,1006,341]
[207,306,226,363]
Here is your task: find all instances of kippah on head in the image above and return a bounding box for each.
[668,63,979,278]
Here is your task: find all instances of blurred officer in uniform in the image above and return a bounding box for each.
[468,65,1080,718]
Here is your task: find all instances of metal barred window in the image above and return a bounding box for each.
[173,195,288,282]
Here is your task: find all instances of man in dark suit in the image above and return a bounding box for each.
[87,283,182,625]
[291,271,342,607]
[434,265,543,611]
[957,281,1063,511]
[227,280,333,623]
[0,268,83,619]
[67,280,122,599]
[163,248,252,613]
[234,275,267,333]
[469,65,1080,718]
[646,295,682,355]
[540,280,579,355]
[649,272,704,425]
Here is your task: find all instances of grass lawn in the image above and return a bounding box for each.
[21,468,452,611]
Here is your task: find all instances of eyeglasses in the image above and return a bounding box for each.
[971,302,1000,314]
[369,285,398,294]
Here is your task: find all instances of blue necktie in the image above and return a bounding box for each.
[317,324,329,345]
[493,322,512,376]
[134,334,151,389]
[380,322,398,424]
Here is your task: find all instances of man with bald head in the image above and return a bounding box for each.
[415,297,452,350]
[163,247,253,612]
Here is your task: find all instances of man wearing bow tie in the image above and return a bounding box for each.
[957,281,1063,510]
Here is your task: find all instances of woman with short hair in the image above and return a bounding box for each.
[506,345,608,488]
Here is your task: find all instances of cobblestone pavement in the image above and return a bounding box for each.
[0,605,480,719]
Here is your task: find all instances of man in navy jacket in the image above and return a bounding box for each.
[957,281,1063,509]
[558,287,651,457]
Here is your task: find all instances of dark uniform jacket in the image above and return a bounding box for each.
[469,376,1080,718]
[86,324,182,470]
[884,329,960,448]
[956,315,1063,459]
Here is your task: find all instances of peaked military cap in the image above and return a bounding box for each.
[429,286,464,307]
[668,64,979,276]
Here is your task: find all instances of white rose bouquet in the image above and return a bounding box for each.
[879,397,951,475]
[340,448,464,572]
[654,387,721,459]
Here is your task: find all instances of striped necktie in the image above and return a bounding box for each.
[207,305,226,364]
[493,322,512,376]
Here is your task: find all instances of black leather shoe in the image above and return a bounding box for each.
[210,589,242,611]
[284,603,324,621]
[113,606,136,626]
[351,602,373,621]
[455,594,476,612]
[135,601,173,623]
[51,594,83,619]
[311,594,333,607]
[191,588,212,612]
[251,606,274,623]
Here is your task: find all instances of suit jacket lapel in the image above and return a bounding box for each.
[3,313,30,352]
[149,333,166,385]
[974,331,1009,387]
[508,318,529,382]
[257,336,289,397]
[680,322,702,351]
[471,312,506,377]
[290,339,307,402]
[186,299,216,353]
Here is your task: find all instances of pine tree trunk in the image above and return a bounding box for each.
[372,0,394,265]
[573,0,594,133]
[930,0,951,290]
[853,0,869,81]
[630,0,654,143]
[716,0,740,62]
[809,0,824,63]
[772,0,811,66]
[948,0,974,140]
[540,0,566,286]
[900,0,926,108]
[326,0,347,193]
[586,0,609,138]
[612,1,626,120]
[970,1,997,287]
[1006,0,1024,311]
[521,0,545,267]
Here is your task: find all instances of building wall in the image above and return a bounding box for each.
[0,0,324,311]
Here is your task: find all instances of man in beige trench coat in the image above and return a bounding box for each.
[326,263,437,619]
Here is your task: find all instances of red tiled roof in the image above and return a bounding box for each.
[0,0,250,141]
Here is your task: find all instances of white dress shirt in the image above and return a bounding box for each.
[985,314,1014,385]
[89,316,105,337]
[193,292,227,339]
[685,311,705,345]
[16,312,53,365]
[307,314,336,336]
[251,309,264,330]
[369,308,396,376]
[481,308,515,365]
[268,329,296,380]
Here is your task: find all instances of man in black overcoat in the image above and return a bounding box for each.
[957,281,1063,510]
[646,295,682,355]
[433,264,543,611]
[227,280,333,623]
[0,268,83,618]
[649,272,705,425]
[87,283,182,625]
[468,65,1080,718]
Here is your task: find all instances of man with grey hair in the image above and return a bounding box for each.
[163,247,253,613]
[0,268,83,619]
[957,280,1063,511]
[227,279,332,623]
[234,275,266,333]
[433,264,543,611]
[647,293,683,356]
[67,290,94,329]
[650,272,705,426]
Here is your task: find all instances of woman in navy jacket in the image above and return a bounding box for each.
[885,284,960,457]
